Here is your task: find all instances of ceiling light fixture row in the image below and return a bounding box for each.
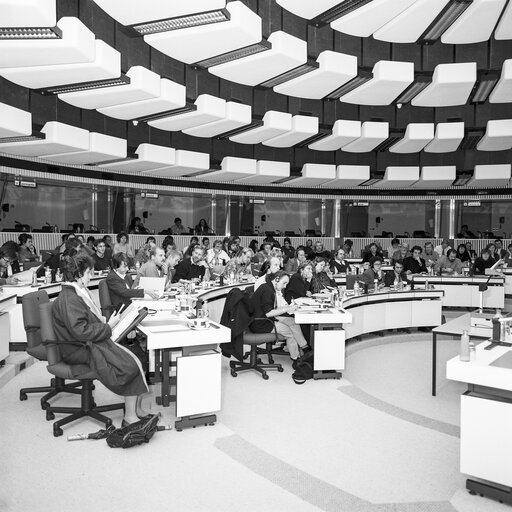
[311,0,374,27]
[135,103,198,124]
[37,75,131,96]
[0,132,45,144]
[259,59,319,88]
[0,26,62,39]
[193,40,272,69]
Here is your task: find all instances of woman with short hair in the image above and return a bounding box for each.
[311,256,337,293]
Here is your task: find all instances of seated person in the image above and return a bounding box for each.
[360,256,385,291]
[256,242,272,264]
[423,242,439,269]
[362,243,384,263]
[402,245,428,274]
[330,248,351,274]
[384,260,407,287]
[170,217,187,235]
[385,238,400,259]
[342,239,354,259]
[223,248,256,282]
[249,270,309,365]
[134,239,157,267]
[435,249,464,275]
[183,237,200,259]
[392,243,411,265]
[284,261,313,303]
[92,239,112,271]
[106,253,158,309]
[307,241,331,261]
[284,246,307,275]
[172,245,209,282]
[36,238,82,280]
[52,251,150,426]
[472,249,504,276]
[0,242,21,285]
[163,249,181,289]
[282,238,295,263]
[18,233,38,262]
[310,256,336,294]
[456,243,471,263]
[133,246,165,287]
[495,239,508,260]
[254,256,281,291]
[206,240,230,273]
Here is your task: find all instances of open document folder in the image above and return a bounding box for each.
[111,303,148,343]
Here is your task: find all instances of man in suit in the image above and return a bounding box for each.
[133,246,165,287]
[360,256,385,291]
[384,261,407,287]
[402,246,428,275]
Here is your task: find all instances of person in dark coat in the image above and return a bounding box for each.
[284,261,313,303]
[384,260,407,287]
[52,251,150,426]
[173,245,209,282]
[330,248,351,274]
[310,256,337,294]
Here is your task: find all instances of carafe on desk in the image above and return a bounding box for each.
[460,330,470,362]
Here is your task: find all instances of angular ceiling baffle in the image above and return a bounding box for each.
[285,164,337,187]
[235,160,290,185]
[98,79,186,120]
[143,2,262,65]
[390,123,435,153]
[58,66,161,109]
[0,17,96,68]
[141,150,210,178]
[441,0,507,44]
[0,0,59,39]
[199,156,257,182]
[43,132,127,165]
[309,120,362,151]
[330,0,418,38]
[342,122,390,153]
[183,102,252,138]
[0,102,32,140]
[412,62,477,107]
[0,40,121,91]
[411,166,457,188]
[147,94,226,132]
[467,164,512,187]
[262,115,319,148]
[374,0,450,43]
[373,166,421,188]
[393,74,432,104]
[100,144,176,173]
[424,122,465,152]
[339,61,415,105]
[495,1,512,39]
[229,111,293,144]
[275,0,349,20]
[477,119,512,151]
[0,122,89,156]
[209,31,307,87]
[273,51,358,100]
[489,59,512,103]
[322,165,371,188]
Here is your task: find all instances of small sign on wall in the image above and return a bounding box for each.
[14,176,36,188]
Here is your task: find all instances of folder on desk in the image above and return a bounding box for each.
[139,277,166,295]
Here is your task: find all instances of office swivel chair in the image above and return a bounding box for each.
[39,301,125,437]
[20,291,81,409]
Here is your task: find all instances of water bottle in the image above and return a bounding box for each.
[469,341,476,361]
[19,261,24,272]
[229,270,235,284]
[425,279,429,290]
[55,269,62,282]
[394,277,399,290]
[31,270,38,287]
[354,281,360,295]
[44,267,52,285]
[460,330,470,362]
[202,300,209,319]
[373,278,378,293]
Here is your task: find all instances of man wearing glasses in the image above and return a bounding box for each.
[0,243,21,285]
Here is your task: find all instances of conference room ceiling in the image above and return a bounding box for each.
[0,0,511,193]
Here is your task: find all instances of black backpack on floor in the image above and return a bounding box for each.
[292,351,314,384]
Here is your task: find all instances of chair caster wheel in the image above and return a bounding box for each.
[176,428,182,432]
[469,491,477,495]
[46,410,55,421]
[53,426,63,437]
[230,370,237,377]
[262,372,269,380]
[19,392,27,401]
[277,367,284,372]
[209,423,215,426]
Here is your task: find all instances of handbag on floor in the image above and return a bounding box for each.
[291,351,314,385]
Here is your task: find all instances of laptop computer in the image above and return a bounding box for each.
[138,277,166,296]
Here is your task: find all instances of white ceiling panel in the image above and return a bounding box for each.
[0,103,31,139]
[411,166,456,188]
[144,2,261,64]
[235,160,290,184]
[309,120,362,151]
[0,40,120,89]
[424,122,464,153]
[495,1,512,39]
[286,163,336,187]
[92,0,226,26]
[273,51,357,100]
[275,0,343,20]
[330,0,418,37]
[442,0,507,44]
[141,150,210,177]
[98,79,186,120]
[373,166,420,188]
[210,31,307,86]
[374,0,449,43]
[477,119,512,151]
[262,115,318,148]
[322,165,370,188]
[411,63,477,107]
[0,17,95,68]
[342,122,389,153]
[229,111,292,144]
[148,94,226,132]
[101,144,175,173]
[199,156,257,182]
[58,66,161,110]
[183,102,251,138]
[0,122,89,156]
[339,60,414,105]
[1,0,56,27]
[390,123,435,153]
[467,164,511,187]
[490,59,512,103]
[44,132,126,164]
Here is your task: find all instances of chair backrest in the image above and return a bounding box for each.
[346,274,359,290]
[39,302,62,367]
[22,290,50,352]
[22,260,42,270]
[98,279,113,319]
